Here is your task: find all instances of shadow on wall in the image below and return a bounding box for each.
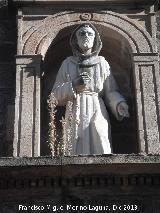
[41,24,138,156]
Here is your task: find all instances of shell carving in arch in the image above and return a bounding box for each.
[22,11,156,56]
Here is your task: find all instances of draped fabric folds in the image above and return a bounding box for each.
[52,23,125,155]
[52,56,124,155]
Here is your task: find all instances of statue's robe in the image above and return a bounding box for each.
[52,55,125,155]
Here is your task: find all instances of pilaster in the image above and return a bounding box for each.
[133,54,160,154]
[13,55,41,157]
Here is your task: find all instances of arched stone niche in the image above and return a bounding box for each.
[42,24,137,155]
[13,11,160,157]
[22,11,156,55]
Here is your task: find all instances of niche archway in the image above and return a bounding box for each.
[17,11,160,156]
[41,24,138,155]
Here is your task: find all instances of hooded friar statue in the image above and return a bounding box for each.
[52,23,129,155]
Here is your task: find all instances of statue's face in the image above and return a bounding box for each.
[76,26,95,52]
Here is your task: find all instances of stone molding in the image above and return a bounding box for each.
[0,155,160,166]
[133,56,160,154]
[0,156,159,194]
[0,156,159,210]
[0,155,160,190]
[21,11,156,56]
[0,174,160,190]
[12,0,156,5]
[13,55,41,157]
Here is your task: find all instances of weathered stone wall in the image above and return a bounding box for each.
[0,1,160,212]
[0,2,16,156]
[0,1,160,156]
[0,156,159,213]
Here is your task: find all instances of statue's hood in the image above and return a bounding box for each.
[70,23,102,60]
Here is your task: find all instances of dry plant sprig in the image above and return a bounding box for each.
[47,93,58,156]
[47,94,73,156]
[59,116,66,156]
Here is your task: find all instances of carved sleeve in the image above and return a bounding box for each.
[103,59,125,120]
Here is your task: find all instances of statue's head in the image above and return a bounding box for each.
[70,23,102,58]
[75,25,95,53]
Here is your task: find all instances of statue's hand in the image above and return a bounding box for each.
[72,72,91,89]
[117,101,130,118]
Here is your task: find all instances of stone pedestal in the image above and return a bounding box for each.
[13,55,41,157]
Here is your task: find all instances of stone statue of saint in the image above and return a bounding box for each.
[52,23,129,155]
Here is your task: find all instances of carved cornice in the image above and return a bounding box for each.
[0,174,160,190]
[0,157,160,203]
[0,155,160,167]
[11,0,156,6]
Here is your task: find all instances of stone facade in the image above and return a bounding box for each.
[0,0,160,212]
[13,1,160,156]
[0,1,16,157]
